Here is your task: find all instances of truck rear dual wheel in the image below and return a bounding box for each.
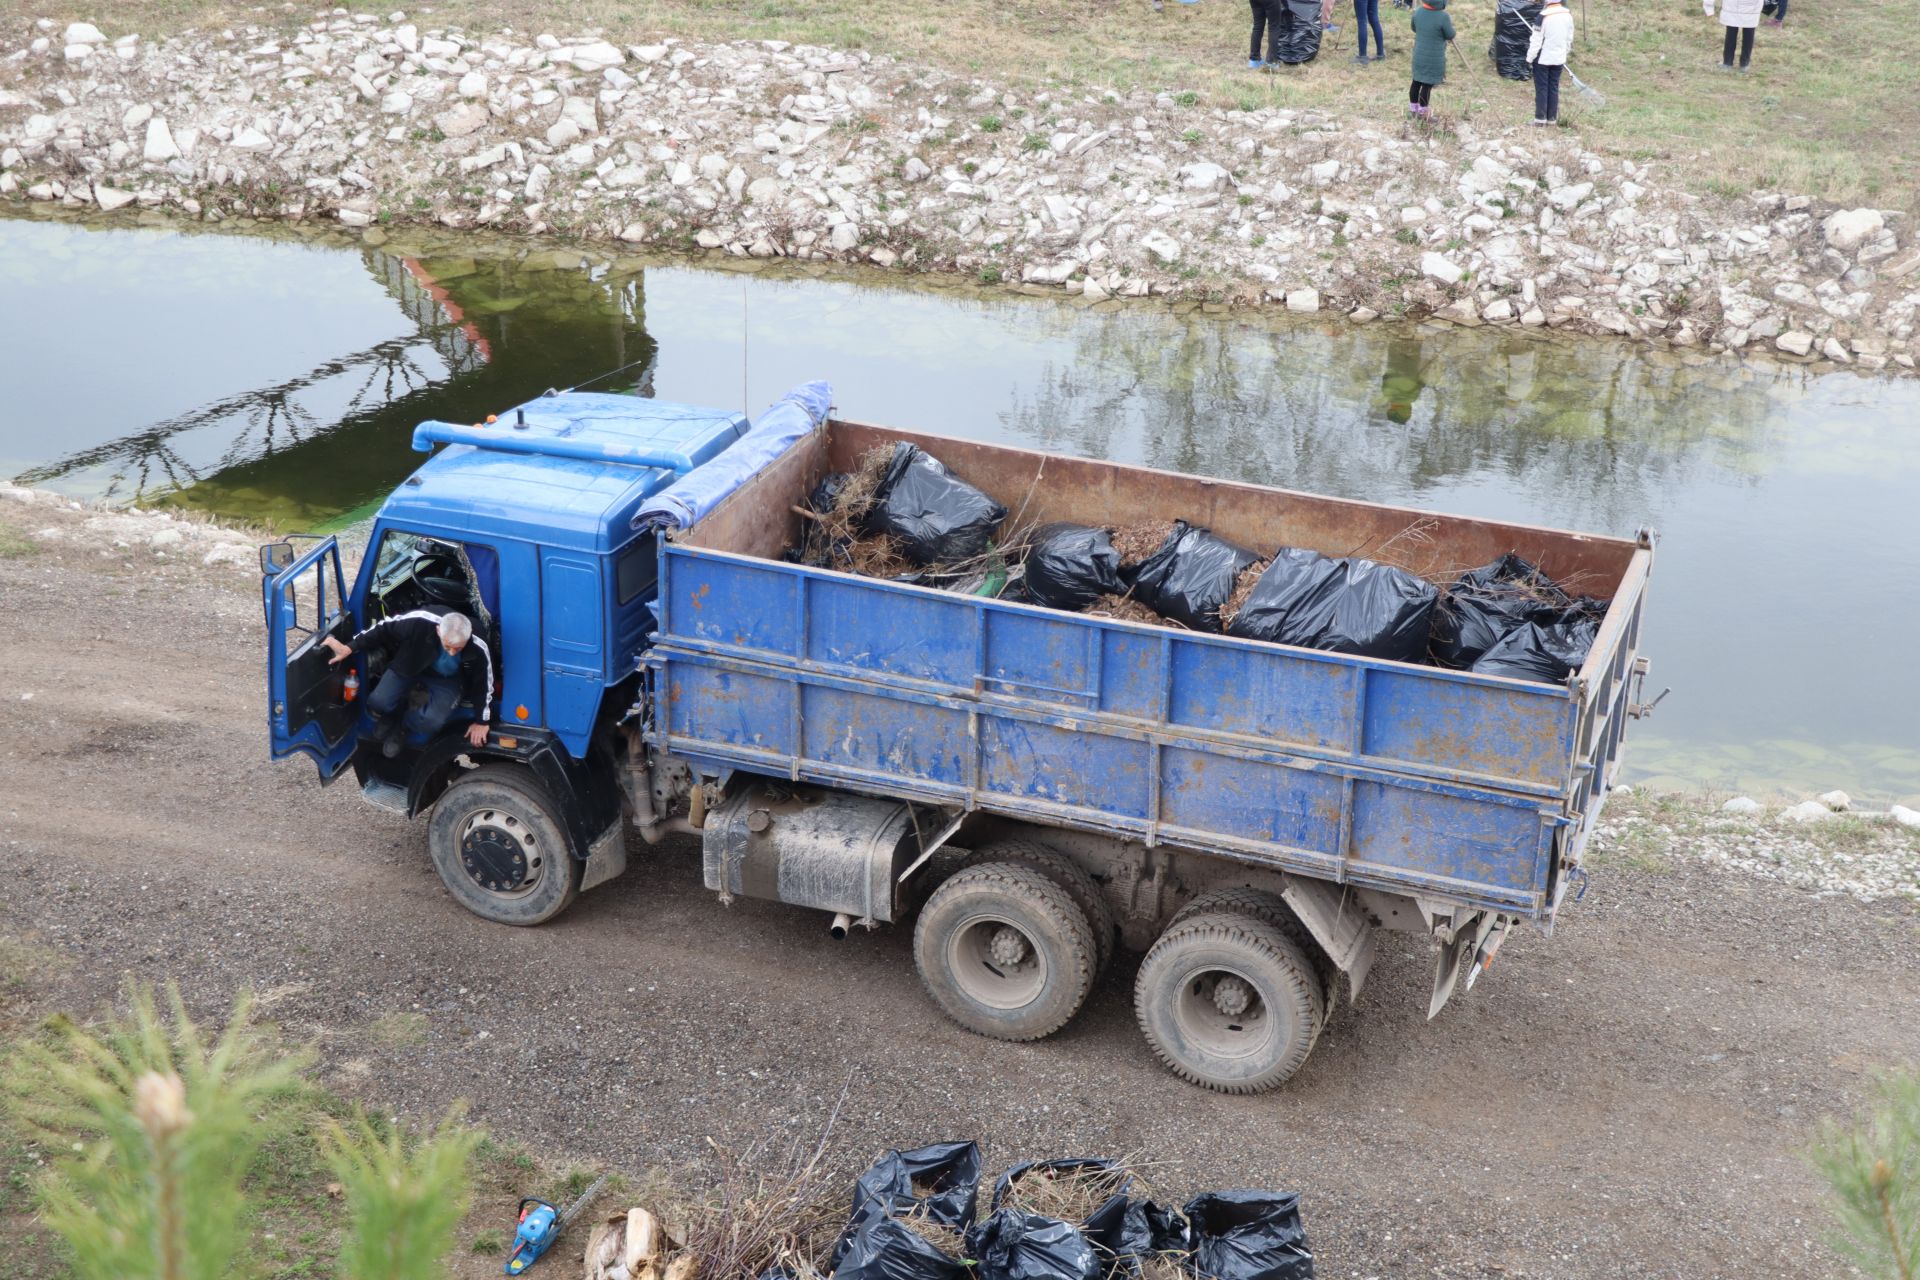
[1134,911,1325,1094]
[969,837,1118,973]
[427,766,581,926]
[913,861,1098,1042]
[1167,887,1335,1025]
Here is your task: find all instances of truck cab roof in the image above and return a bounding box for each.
[377,391,750,553]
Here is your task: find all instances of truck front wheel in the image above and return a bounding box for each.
[913,862,1097,1042]
[426,766,582,926]
[1134,912,1325,1093]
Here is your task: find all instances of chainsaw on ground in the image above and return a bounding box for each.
[507,1173,611,1275]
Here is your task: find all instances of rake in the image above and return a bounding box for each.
[1518,14,1607,107]
[1563,64,1606,106]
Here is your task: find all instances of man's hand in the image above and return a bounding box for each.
[466,722,489,748]
[321,635,352,665]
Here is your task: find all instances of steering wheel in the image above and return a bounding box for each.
[408,552,470,607]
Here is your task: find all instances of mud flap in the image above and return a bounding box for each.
[580,817,628,893]
[1279,877,1377,1004]
[1428,910,1499,1019]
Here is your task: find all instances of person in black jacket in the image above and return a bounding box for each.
[322,609,493,755]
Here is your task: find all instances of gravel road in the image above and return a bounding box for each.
[3,496,1915,1279]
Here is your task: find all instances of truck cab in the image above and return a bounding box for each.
[262,390,752,922]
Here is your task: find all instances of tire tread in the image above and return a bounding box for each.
[914,861,1097,1042]
[1133,911,1324,1094]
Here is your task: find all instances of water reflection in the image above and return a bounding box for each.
[1379,337,1426,425]
[3,215,1916,802]
[10,225,654,528]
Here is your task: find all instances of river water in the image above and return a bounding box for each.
[3,212,1916,802]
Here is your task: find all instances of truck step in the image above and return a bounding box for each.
[360,777,409,814]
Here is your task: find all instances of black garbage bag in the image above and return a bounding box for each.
[1125,521,1260,633]
[835,1218,972,1280]
[809,472,851,515]
[990,1158,1132,1214]
[1457,552,1569,605]
[1429,553,1569,668]
[866,444,1009,566]
[1490,0,1543,79]
[1225,548,1438,664]
[1089,1200,1190,1279]
[1470,615,1599,683]
[790,472,855,568]
[1023,525,1126,612]
[833,1142,984,1272]
[1272,0,1323,64]
[967,1210,1101,1280]
[1182,1191,1314,1280]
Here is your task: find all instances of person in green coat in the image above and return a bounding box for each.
[1408,0,1454,117]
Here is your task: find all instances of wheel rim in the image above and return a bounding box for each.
[457,806,545,898]
[1173,964,1278,1061]
[946,913,1049,1010]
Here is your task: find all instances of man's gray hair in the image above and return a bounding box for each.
[437,612,473,644]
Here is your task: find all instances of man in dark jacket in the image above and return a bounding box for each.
[322,610,493,755]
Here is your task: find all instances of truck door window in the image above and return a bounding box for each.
[282,555,340,655]
[615,534,658,604]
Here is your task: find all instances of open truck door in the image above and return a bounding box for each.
[262,537,358,782]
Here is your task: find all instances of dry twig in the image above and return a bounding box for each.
[676,1074,855,1280]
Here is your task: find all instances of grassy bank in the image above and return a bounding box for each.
[26,0,1920,210]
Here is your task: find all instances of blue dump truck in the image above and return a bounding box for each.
[263,381,1661,1092]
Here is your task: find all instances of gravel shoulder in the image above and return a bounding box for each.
[3,491,1917,1278]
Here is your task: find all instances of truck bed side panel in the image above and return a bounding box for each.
[654,548,1571,915]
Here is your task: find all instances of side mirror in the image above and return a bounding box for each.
[259,542,296,574]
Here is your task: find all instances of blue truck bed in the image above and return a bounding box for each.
[646,420,1654,925]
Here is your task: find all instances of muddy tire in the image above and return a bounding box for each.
[971,837,1117,973]
[1168,887,1334,1021]
[1134,911,1325,1093]
[427,765,581,926]
[914,861,1098,1041]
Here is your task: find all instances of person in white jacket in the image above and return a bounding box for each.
[1705,0,1765,70]
[1524,0,1574,125]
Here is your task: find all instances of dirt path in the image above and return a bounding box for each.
[2,498,1915,1279]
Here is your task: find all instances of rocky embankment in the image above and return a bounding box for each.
[3,12,1918,368]
[1600,788,1920,904]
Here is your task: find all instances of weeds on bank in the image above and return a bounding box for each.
[0,522,37,559]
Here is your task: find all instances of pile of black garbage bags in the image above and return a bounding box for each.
[813,1143,1314,1280]
[795,443,1600,686]
[1026,522,1600,684]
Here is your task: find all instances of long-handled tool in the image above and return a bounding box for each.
[1517,14,1607,106]
[507,1174,611,1275]
[1448,36,1480,76]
